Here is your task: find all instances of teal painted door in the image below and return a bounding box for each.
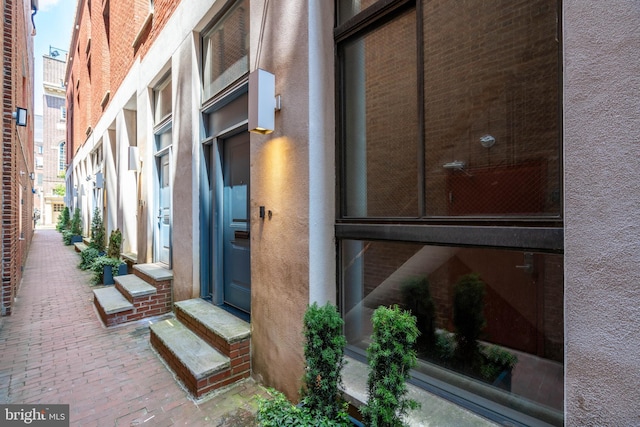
[222,133,251,313]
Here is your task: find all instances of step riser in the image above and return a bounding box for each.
[150,330,250,398]
[175,306,251,363]
[94,298,134,327]
[133,270,172,289]
[115,281,172,318]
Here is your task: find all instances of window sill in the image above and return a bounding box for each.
[341,356,497,426]
[132,12,153,49]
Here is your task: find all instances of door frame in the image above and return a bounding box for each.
[154,128,172,267]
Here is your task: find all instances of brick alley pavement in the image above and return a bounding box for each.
[0,229,267,426]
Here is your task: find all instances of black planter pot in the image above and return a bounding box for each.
[103,264,127,285]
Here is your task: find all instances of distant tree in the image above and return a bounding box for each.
[53,184,65,196]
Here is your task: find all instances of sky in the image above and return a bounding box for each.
[33,0,77,115]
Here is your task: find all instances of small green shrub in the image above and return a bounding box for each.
[90,256,124,285]
[89,208,105,253]
[302,302,347,420]
[62,229,73,245]
[70,208,82,236]
[480,345,518,382]
[361,305,420,427]
[57,207,70,232]
[256,388,349,427]
[107,228,122,259]
[79,247,100,270]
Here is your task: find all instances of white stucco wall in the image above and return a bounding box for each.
[564,2,640,425]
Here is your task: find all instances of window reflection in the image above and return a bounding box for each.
[342,240,563,423]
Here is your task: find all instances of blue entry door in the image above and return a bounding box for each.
[222,133,251,313]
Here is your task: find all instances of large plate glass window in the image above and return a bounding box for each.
[336,0,563,425]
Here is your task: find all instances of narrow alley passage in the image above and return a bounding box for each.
[0,229,265,426]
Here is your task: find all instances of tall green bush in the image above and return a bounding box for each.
[361,305,420,427]
[70,208,82,236]
[302,302,347,420]
[89,208,105,252]
[56,206,70,232]
[401,276,436,354]
[107,228,122,259]
[453,273,486,371]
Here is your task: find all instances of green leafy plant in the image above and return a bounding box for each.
[56,207,70,232]
[257,388,349,427]
[361,305,420,427]
[53,183,65,196]
[62,229,73,245]
[107,228,122,259]
[256,303,351,426]
[89,208,106,253]
[480,344,518,383]
[302,302,347,420]
[90,256,125,285]
[70,208,82,236]
[401,276,436,354]
[453,273,486,371]
[79,247,100,270]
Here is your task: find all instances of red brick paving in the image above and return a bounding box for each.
[0,229,266,426]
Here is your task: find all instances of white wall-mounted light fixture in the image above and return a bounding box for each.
[128,146,139,171]
[29,172,35,180]
[95,172,104,188]
[13,107,27,127]
[248,69,281,134]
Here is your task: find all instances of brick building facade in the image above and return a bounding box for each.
[37,51,67,226]
[1,0,36,316]
[64,0,640,425]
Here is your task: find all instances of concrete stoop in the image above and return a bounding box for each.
[93,263,173,327]
[150,299,251,399]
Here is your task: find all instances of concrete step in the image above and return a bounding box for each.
[74,242,88,253]
[93,286,134,327]
[175,299,250,358]
[151,318,248,398]
[133,263,173,286]
[115,274,157,300]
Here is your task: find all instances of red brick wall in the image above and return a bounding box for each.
[67,0,180,158]
[2,0,35,316]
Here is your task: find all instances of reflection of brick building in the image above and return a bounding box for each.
[1,0,36,316]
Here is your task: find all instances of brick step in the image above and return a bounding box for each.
[174,299,250,359]
[93,286,134,327]
[133,263,173,286]
[115,274,156,301]
[93,269,172,327]
[150,318,249,398]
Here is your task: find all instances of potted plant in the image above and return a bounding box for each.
[79,247,100,271]
[361,305,420,427]
[89,208,106,254]
[107,229,127,277]
[90,256,126,285]
[69,208,83,243]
